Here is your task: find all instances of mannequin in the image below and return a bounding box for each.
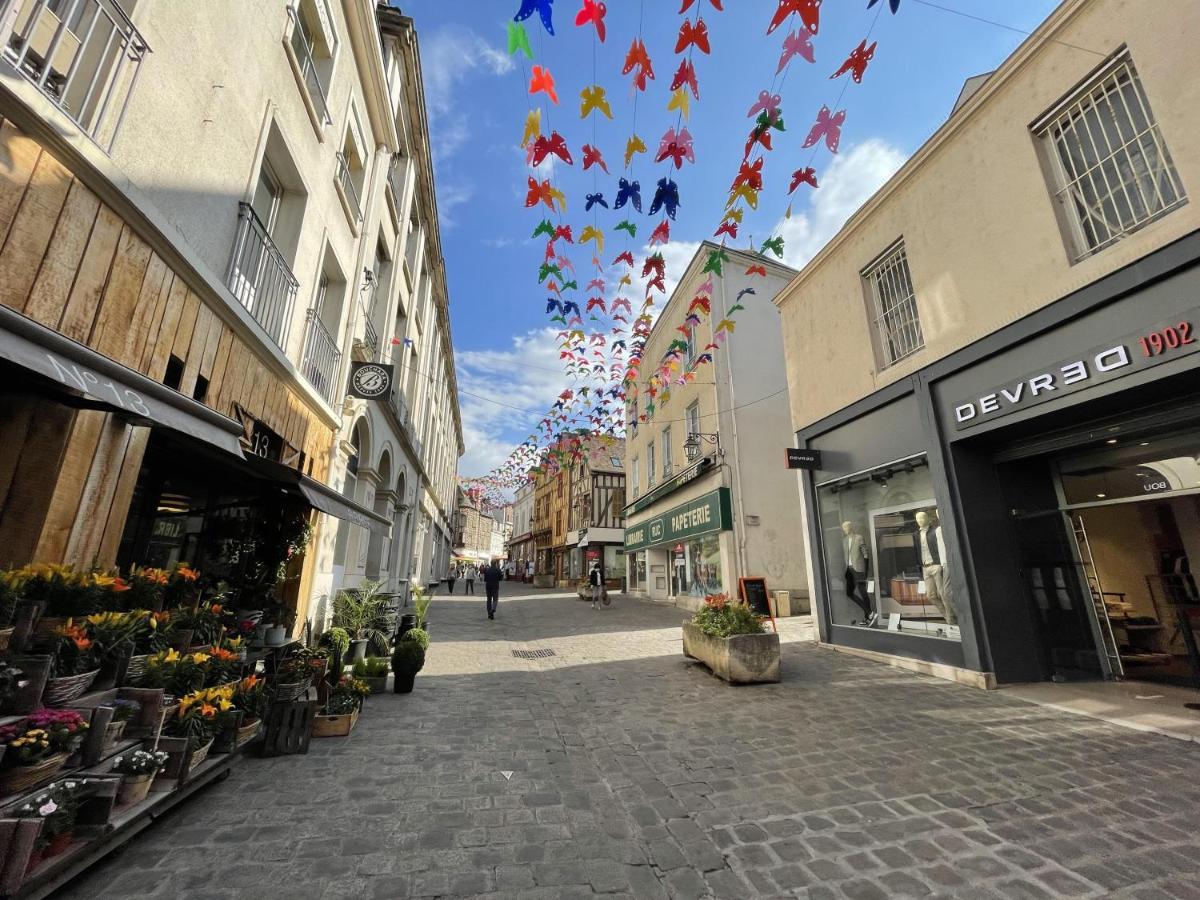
[841,521,874,624]
[915,510,956,625]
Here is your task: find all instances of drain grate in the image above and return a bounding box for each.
[512,648,556,660]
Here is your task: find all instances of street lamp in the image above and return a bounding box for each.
[684,431,721,462]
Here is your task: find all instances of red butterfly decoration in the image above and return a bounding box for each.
[745,264,767,277]
[788,167,819,193]
[649,220,671,246]
[581,143,609,173]
[642,255,666,279]
[586,297,607,312]
[544,241,557,261]
[586,277,606,291]
[731,157,764,191]
[528,65,559,104]
[675,18,711,54]
[830,39,876,84]
[714,220,738,239]
[671,59,700,99]
[654,127,695,169]
[703,342,720,352]
[767,0,821,36]
[611,297,633,313]
[613,251,635,267]
[680,0,722,10]
[531,131,573,166]
[574,0,607,42]
[552,228,572,246]
[622,38,654,92]
[646,274,666,294]
[802,105,846,153]
[525,176,555,208]
[744,124,773,157]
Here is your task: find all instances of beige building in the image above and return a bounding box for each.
[0,0,461,631]
[624,243,807,611]
[776,0,1200,688]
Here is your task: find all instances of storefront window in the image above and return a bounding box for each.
[687,534,722,597]
[628,550,646,590]
[816,456,960,640]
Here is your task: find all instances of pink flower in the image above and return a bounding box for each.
[38,801,57,816]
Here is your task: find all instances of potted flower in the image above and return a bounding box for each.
[43,621,100,706]
[213,675,266,752]
[13,780,90,870]
[23,709,90,756]
[139,649,209,699]
[123,566,171,611]
[157,685,230,781]
[391,628,428,695]
[351,656,389,693]
[260,601,295,647]
[111,749,169,806]
[83,610,151,689]
[100,699,141,751]
[270,649,316,702]
[682,593,780,684]
[0,729,62,795]
[171,601,225,649]
[202,645,240,686]
[312,676,369,737]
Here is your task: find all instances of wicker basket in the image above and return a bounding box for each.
[234,717,261,748]
[0,752,70,796]
[271,679,310,703]
[124,653,151,684]
[101,718,128,752]
[43,669,100,706]
[187,739,214,773]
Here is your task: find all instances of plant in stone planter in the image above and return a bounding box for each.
[351,656,390,693]
[391,628,428,695]
[690,593,766,638]
[683,594,779,685]
[111,749,169,806]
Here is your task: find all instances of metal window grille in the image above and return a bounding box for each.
[863,242,923,368]
[300,307,341,405]
[336,150,363,224]
[226,202,299,350]
[4,0,150,153]
[287,5,331,125]
[1036,55,1186,261]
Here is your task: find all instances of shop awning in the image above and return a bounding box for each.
[0,305,244,456]
[240,454,392,535]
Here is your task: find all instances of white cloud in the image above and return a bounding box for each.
[455,329,571,476]
[774,138,907,269]
[436,181,473,230]
[482,236,514,249]
[421,26,515,164]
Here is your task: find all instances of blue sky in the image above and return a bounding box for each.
[398,0,1061,475]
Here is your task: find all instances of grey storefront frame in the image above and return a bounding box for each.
[795,228,1200,685]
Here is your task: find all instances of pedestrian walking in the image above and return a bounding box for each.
[505,560,515,580]
[465,564,477,595]
[526,559,534,583]
[589,562,606,609]
[444,563,458,595]
[483,559,502,619]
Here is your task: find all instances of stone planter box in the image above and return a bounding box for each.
[681,622,780,684]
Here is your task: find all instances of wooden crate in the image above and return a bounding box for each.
[259,689,317,757]
[311,706,358,738]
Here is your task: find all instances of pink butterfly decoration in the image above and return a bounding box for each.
[777,29,815,72]
[802,105,846,153]
[747,90,782,119]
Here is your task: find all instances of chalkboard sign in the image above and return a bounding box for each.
[738,577,776,632]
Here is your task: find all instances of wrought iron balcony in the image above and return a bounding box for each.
[4,0,149,152]
[286,6,330,126]
[335,151,362,225]
[226,202,298,350]
[300,308,341,406]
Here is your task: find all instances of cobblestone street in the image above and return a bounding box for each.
[60,583,1200,899]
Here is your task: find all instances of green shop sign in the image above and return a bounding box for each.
[624,488,733,552]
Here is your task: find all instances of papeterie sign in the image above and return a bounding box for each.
[952,308,1200,430]
[624,488,732,552]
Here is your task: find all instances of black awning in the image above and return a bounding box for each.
[240,454,391,536]
[0,305,243,456]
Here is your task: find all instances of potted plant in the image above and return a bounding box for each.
[171,601,225,649]
[412,585,432,635]
[202,645,240,686]
[260,601,295,647]
[391,628,427,695]
[682,593,780,684]
[13,779,91,870]
[213,675,266,752]
[271,648,319,702]
[312,676,369,737]
[331,581,393,661]
[0,710,88,796]
[157,685,229,781]
[351,656,390,693]
[319,627,351,667]
[43,621,100,706]
[111,749,169,806]
[100,699,141,751]
[139,649,209,699]
[21,709,90,756]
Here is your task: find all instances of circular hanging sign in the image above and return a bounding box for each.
[349,362,393,399]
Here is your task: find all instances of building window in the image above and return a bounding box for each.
[1035,53,1186,262]
[662,426,673,478]
[647,441,656,487]
[863,240,923,368]
[632,457,640,497]
[685,325,696,366]
[629,399,638,435]
[686,402,700,443]
[286,0,336,127]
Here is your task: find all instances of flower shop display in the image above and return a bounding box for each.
[270,647,322,702]
[212,675,267,752]
[99,699,141,751]
[138,649,212,698]
[331,581,394,661]
[111,750,169,806]
[391,627,428,695]
[0,711,89,796]
[351,656,390,693]
[43,624,100,706]
[682,594,780,684]
[171,601,225,649]
[154,685,232,783]
[11,779,89,867]
[312,676,368,737]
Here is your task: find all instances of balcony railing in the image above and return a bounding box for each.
[358,301,378,360]
[335,151,362,224]
[286,6,330,126]
[226,202,298,350]
[300,308,341,406]
[4,0,149,152]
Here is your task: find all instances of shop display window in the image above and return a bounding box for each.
[816,456,960,640]
[669,534,722,597]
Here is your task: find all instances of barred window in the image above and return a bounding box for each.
[1035,54,1186,261]
[863,240,923,368]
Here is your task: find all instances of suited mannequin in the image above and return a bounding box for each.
[915,510,955,625]
[841,521,874,623]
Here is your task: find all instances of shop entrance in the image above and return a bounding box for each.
[1000,428,1200,687]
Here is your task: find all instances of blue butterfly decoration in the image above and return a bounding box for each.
[562,300,581,316]
[514,0,555,35]
[546,297,563,314]
[585,192,608,211]
[736,287,756,301]
[649,178,680,220]
[866,0,900,12]
[614,177,642,213]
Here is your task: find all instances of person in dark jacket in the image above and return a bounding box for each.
[483,560,503,619]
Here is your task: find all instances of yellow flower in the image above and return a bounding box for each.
[217,699,233,712]
[163,649,180,663]
[191,653,210,664]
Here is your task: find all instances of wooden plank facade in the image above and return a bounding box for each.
[0,119,336,569]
